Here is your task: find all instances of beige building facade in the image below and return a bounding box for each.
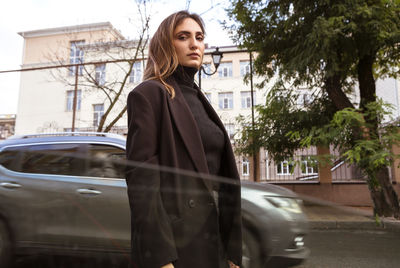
[16,22,126,134]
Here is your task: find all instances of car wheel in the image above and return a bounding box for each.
[242,227,262,268]
[0,220,12,268]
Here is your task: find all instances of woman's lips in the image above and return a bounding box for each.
[188,53,200,58]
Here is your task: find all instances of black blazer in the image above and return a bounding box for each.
[125,76,242,268]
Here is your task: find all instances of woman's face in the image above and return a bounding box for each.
[173,18,205,69]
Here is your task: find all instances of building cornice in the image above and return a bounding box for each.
[0,114,16,122]
[18,22,125,40]
[82,39,141,50]
[204,45,247,54]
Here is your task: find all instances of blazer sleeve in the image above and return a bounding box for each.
[126,88,178,268]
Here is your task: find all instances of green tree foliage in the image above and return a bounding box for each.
[289,100,400,217]
[235,87,336,162]
[288,101,400,174]
[227,0,400,85]
[227,0,400,218]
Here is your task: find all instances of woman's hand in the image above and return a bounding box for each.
[161,263,174,268]
[228,260,240,268]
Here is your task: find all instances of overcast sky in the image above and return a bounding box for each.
[0,0,234,114]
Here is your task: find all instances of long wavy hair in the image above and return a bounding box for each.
[143,10,205,98]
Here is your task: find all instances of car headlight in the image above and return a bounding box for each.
[265,196,303,214]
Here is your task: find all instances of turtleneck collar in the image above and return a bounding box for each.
[172,65,198,88]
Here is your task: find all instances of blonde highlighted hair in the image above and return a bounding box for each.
[143,10,205,98]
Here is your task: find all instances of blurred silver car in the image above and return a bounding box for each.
[0,133,309,267]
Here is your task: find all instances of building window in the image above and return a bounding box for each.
[240,61,250,77]
[93,104,104,127]
[301,156,318,175]
[129,61,143,83]
[201,63,212,79]
[66,90,81,111]
[241,91,256,108]
[242,158,250,176]
[218,92,233,109]
[224,123,235,139]
[303,93,312,105]
[277,160,294,175]
[95,64,106,86]
[69,40,85,76]
[218,62,233,77]
[297,93,312,106]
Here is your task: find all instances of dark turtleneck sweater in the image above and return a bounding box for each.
[172,65,225,191]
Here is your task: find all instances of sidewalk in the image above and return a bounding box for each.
[301,198,400,232]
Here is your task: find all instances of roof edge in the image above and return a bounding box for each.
[18,22,125,40]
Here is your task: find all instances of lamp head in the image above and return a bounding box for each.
[211,47,223,69]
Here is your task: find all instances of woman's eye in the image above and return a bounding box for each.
[178,35,187,40]
[197,36,204,41]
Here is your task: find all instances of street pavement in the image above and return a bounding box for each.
[295,199,400,268]
[301,196,400,232]
[12,198,400,268]
[295,229,400,268]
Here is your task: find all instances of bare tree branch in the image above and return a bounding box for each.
[43,0,151,133]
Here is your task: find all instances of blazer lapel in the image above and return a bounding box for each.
[166,78,214,194]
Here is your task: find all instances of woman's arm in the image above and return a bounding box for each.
[126,88,178,268]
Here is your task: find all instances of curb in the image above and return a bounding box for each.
[309,220,400,232]
[382,219,400,231]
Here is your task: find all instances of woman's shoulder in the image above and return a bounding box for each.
[129,79,168,99]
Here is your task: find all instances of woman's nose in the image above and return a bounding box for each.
[189,37,199,49]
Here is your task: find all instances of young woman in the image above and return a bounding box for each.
[126,10,242,268]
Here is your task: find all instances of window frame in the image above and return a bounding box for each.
[242,158,250,176]
[276,160,294,175]
[93,104,105,127]
[300,156,318,175]
[224,123,235,140]
[218,62,233,78]
[86,143,127,179]
[129,61,143,83]
[69,40,85,76]
[241,91,256,109]
[0,143,85,176]
[66,90,81,111]
[218,92,234,109]
[240,60,251,77]
[0,141,126,180]
[95,64,106,86]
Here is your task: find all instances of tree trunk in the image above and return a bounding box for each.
[250,150,260,182]
[358,55,377,109]
[368,183,393,218]
[104,106,127,133]
[376,168,400,218]
[324,74,354,110]
[357,54,400,219]
[367,168,400,219]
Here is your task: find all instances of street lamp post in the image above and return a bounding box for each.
[249,51,258,182]
[198,47,223,89]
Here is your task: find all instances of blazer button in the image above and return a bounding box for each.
[188,199,196,208]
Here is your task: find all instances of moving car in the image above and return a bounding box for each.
[0,132,309,267]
